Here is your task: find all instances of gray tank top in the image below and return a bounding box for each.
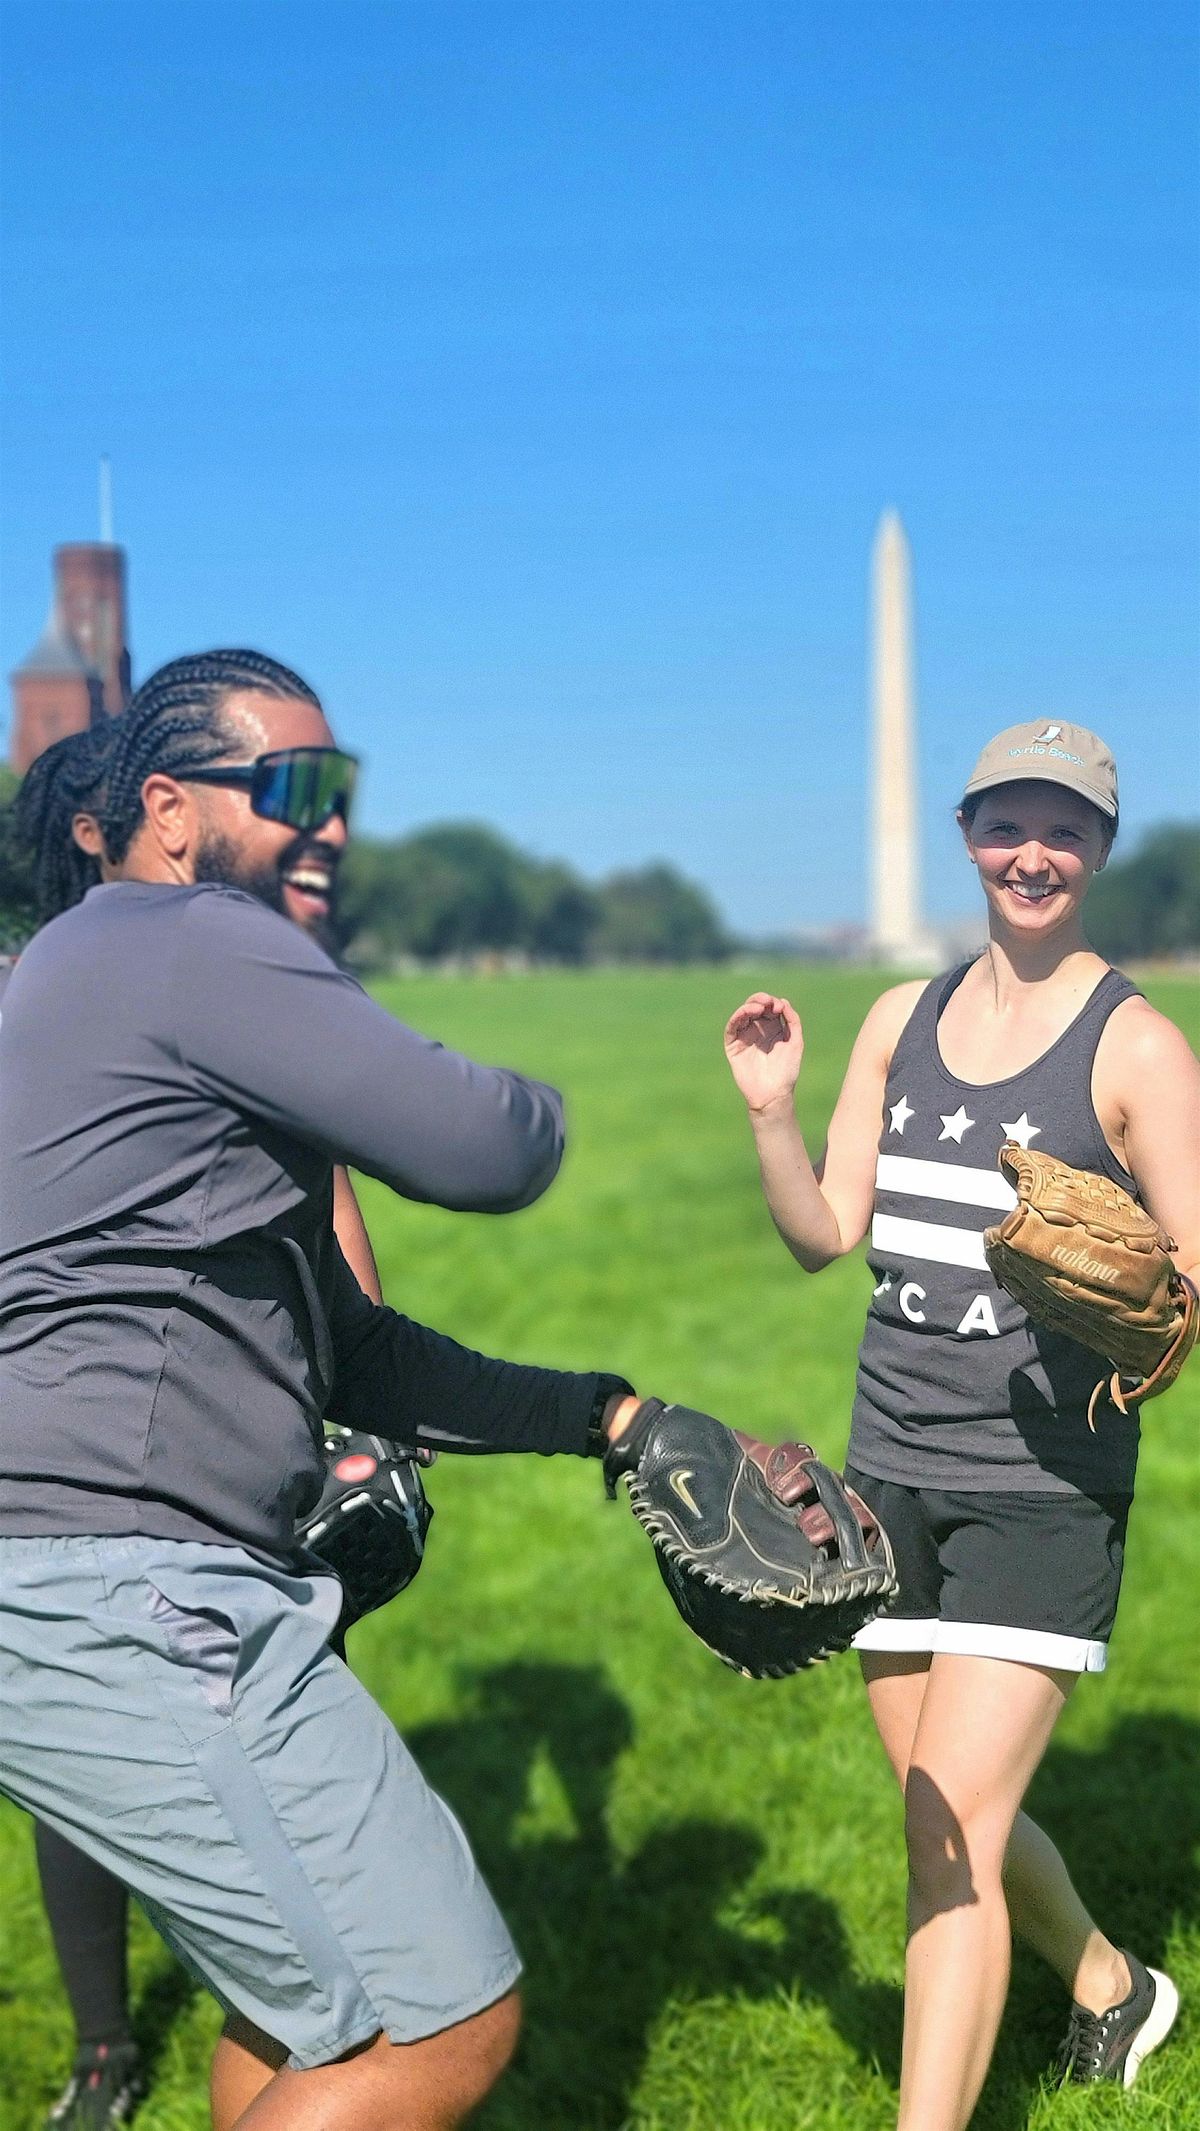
[846,959,1142,1498]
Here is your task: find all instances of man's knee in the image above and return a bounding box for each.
[280,1992,523,2131]
[397,1987,522,2123]
[464,1988,522,2094]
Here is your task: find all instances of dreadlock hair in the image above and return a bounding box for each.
[14,722,114,922]
[99,648,322,862]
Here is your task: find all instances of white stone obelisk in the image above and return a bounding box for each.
[870,511,932,965]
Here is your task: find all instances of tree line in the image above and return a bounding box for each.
[336,823,730,966]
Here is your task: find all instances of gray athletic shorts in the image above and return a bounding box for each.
[0,1534,521,2069]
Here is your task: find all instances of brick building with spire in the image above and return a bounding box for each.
[9,542,133,774]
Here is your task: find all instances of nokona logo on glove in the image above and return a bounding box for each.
[1048,1246,1120,1284]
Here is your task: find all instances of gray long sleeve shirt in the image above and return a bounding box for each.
[0,882,604,1557]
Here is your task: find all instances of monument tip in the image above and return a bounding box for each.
[874,506,907,550]
[98,456,115,546]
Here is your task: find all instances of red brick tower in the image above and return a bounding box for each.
[9,543,132,773]
[54,545,131,716]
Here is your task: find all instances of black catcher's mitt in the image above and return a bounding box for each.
[297,1428,433,1630]
[604,1402,897,1677]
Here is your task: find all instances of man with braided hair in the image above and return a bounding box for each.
[11,720,429,2129]
[93,650,338,940]
[0,650,643,2131]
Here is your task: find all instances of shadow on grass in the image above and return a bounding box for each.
[129,1949,200,2093]
[411,1675,1200,2130]
[408,1661,903,2126]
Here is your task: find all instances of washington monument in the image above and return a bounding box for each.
[869,510,935,967]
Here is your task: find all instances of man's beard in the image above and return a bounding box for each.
[193,828,341,955]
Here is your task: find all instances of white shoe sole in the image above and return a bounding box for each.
[1123,1968,1180,2087]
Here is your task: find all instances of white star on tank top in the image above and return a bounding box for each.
[938,1106,975,1143]
[1000,1111,1041,1147]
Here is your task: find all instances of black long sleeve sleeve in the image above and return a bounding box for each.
[328,1247,603,1457]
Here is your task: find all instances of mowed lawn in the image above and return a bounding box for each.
[2,965,1197,2131]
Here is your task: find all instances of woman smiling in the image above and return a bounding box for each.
[724,721,1200,2129]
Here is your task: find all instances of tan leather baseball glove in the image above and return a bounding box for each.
[984,1142,1198,1425]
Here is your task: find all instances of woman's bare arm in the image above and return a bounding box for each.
[725,981,926,1272]
[332,1164,384,1304]
[1099,1001,1200,1287]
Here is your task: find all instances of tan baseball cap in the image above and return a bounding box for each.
[962,720,1119,820]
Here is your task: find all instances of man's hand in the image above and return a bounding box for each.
[724,993,803,1116]
[603,1392,643,1442]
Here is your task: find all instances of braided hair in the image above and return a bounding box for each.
[99,648,322,862]
[14,723,114,922]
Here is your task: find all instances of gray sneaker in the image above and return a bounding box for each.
[1055,1950,1179,2088]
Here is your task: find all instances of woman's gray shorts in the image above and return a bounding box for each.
[0,1534,521,2069]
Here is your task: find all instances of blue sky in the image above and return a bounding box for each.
[2,1,1196,933]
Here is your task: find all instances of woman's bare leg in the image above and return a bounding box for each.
[1002,1812,1129,2011]
[895,1654,1073,2131]
[861,1653,1127,2016]
[860,1651,930,1782]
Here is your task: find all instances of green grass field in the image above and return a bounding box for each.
[2,965,1197,2131]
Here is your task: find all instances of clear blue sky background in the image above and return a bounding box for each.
[2,1,1196,933]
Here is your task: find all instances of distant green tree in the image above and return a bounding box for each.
[339,824,529,962]
[594,862,730,963]
[519,859,600,962]
[0,767,38,953]
[1087,823,1200,961]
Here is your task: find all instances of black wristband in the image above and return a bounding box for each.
[585,1373,636,1460]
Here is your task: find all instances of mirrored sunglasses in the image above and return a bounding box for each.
[183,748,359,832]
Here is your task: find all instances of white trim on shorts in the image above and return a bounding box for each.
[852,1614,1108,1672]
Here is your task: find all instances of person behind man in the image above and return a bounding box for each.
[0,650,641,2131]
[11,720,416,2130]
